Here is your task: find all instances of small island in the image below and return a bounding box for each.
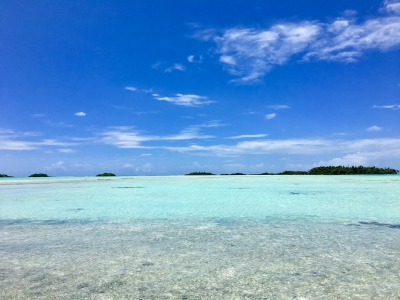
[96,173,116,177]
[253,166,399,175]
[29,173,49,177]
[221,173,246,175]
[0,174,13,178]
[185,172,215,176]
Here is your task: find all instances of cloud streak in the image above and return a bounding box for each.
[0,129,77,151]
[165,63,186,72]
[99,123,221,148]
[153,93,214,107]
[165,137,400,157]
[227,134,268,139]
[373,104,400,109]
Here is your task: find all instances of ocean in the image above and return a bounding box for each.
[1,175,399,299]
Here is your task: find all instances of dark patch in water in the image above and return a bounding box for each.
[0,219,91,226]
[67,208,84,212]
[142,261,154,266]
[112,187,144,188]
[359,221,400,229]
[77,282,90,289]
[290,192,300,195]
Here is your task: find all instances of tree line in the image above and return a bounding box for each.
[186,166,399,175]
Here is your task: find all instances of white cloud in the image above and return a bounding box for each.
[188,55,203,63]
[196,2,400,83]
[125,86,153,93]
[382,0,400,13]
[122,163,134,168]
[268,105,291,110]
[153,93,214,107]
[367,125,382,131]
[125,86,137,91]
[165,63,186,72]
[209,23,321,83]
[74,112,86,117]
[265,113,277,119]
[141,153,152,156]
[52,161,63,166]
[165,137,400,157]
[373,104,400,109]
[0,129,77,151]
[100,124,217,148]
[227,134,268,139]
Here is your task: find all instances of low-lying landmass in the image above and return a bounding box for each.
[29,173,49,177]
[221,173,246,175]
[257,166,399,175]
[187,166,399,176]
[0,174,13,178]
[185,172,215,175]
[96,173,116,177]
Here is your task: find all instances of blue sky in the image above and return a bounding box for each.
[1,0,400,176]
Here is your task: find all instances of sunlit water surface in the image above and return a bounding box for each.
[1,175,399,299]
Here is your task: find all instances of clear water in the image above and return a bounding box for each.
[1,175,400,299]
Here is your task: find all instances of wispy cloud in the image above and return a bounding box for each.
[32,114,45,118]
[227,134,268,139]
[265,113,277,120]
[188,55,203,63]
[100,123,219,148]
[195,1,400,83]
[165,137,400,157]
[367,125,382,131]
[165,63,186,72]
[373,104,400,109]
[74,112,86,117]
[0,129,76,151]
[125,86,153,93]
[268,105,291,110]
[45,161,66,170]
[153,93,214,107]
[382,0,400,13]
[125,86,137,91]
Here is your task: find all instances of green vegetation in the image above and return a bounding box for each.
[252,166,398,175]
[29,173,49,177]
[0,174,12,177]
[185,172,215,175]
[96,173,116,177]
[221,173,246,175]
[308,166,399,175]
[276,170,309,175]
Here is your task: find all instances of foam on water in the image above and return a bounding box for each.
[1,175,400,299]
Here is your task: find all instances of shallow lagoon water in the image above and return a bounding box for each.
[1,175,400,299]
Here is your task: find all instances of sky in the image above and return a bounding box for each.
[1,0,400,176]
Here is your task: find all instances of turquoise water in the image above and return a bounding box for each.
[1,175,400,299]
